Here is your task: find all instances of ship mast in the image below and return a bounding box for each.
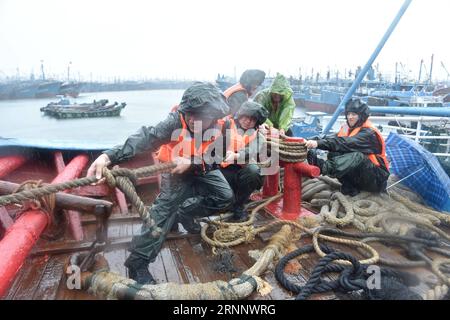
[40,60,45,80]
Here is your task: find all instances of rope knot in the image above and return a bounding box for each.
[338,265,367,292]
[13,180,64,240]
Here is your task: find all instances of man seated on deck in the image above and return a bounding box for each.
[86,82,234,285]
[254,73,296,137]
[304,98,390,196]
[223,69,266,116]
[219,101,269,222]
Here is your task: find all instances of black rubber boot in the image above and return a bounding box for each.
[125,256,156,285]
[170,219,180,232]
[232,206,249,222]
[307,150,326,174]
[178,216,201,234]
[340,182,360,197]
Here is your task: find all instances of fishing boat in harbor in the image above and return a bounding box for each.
[40,98,126,119]
[58,82,83,98]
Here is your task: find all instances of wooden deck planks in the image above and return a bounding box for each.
[32,255,68,300]
[6,205,449,300]
[5,255,49,300]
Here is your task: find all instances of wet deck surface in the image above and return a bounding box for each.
[4,207,442,300]
[0,150,445,300]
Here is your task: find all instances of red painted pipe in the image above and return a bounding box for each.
[52,154,89,241]
[52,154,89,185]
[0,155,27,179]
[0,154,89,297]
[0,210,49,297]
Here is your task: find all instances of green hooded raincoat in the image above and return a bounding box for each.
[254,73,295,131]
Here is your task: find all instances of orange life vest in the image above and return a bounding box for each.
[337,119,390,170]
[218,117,258,168]
[223,83,248,101]
[156,113,217,163]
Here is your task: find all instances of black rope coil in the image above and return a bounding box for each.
[275,243,422,300]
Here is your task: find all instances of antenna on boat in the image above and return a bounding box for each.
[428,54,434,84]
[40,60,45,80]
[67,61,72,82]
[322,0,413,135]
[418,59,423,83]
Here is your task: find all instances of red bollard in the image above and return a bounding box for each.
[253,136,320,220]
[281,161,320,219]
[278,137,320,219]
[0,210,49,297]
[0,155,27,179]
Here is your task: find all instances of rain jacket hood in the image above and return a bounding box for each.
[239,69,266,91]
[234,101,268,127]
[179,82,229,119]
[269,73,293,99]
[254,73,296,131]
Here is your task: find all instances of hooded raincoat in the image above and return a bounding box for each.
[254,73,295,132]
[103,82,234,266]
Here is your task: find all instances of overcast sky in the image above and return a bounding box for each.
[0,0,449,82]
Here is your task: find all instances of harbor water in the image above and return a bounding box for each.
[0,90,185,147]
[0,89,308,148]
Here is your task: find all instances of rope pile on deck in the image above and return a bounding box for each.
[269,175,450,300]
[70,225,294,300]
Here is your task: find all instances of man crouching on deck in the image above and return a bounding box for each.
[304,98,390,196]
[86,82,234,284]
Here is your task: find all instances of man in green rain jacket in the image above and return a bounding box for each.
[254,73,295,136]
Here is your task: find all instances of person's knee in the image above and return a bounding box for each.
[239,165,263,187]
[216,185,234,210]
[349,152,365,164]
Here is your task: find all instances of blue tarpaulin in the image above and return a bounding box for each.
[386,132,450,212]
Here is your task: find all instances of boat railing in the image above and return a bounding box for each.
[321,115,450,158]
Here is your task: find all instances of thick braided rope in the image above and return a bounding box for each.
[312,227,379,265]
[13,180,60,238]
[202,200,379,266]
[275,243,366,300]
[431,259,450,286]
[78,225,294,300]
[389,190,450,224]
[0,162,176,207]
[382,215,450,242]
[424,284,449,300]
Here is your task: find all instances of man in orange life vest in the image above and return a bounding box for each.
[220,101,269,221]
[305,98,390,196]
[86,82,234,284]
[223,69,266,116]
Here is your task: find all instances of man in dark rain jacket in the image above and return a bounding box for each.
[223,69,266,116]
[219,101,269,221]
[305,98,390,196]
[86,82,234,284]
